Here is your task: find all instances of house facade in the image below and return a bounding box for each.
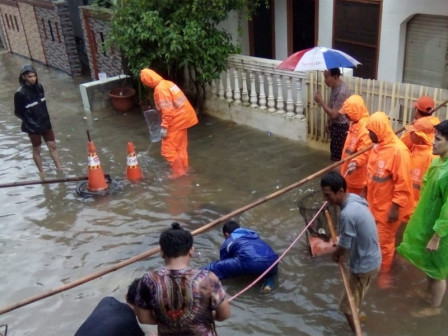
[222,0,448,88]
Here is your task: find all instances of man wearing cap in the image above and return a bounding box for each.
[401,96,440,150]
[404,118,437,207]
[339,95,372,195]
[397,120,448,317]
[14,64,62,175]
[140,68,198,179]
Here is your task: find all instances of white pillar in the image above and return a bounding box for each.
[249,71,258,108]
[225,68,233,102]
[285,76,294,117]
[233,68,241,104]
[241,70,249,106]
[267,73,275,112]
[295,78,304,116]
[276,75,285,115]
[258,72,267,110]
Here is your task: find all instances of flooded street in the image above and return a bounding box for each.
[0,53,446,335]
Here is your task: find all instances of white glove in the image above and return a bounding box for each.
[347,161,357,175]
[160,127,167,138]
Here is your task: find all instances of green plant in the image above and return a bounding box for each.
[107,0,268,111]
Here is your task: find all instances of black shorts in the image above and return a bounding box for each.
[28,129,55,147]
[330,123,349,161]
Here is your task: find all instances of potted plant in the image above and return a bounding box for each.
[107,74,136,112]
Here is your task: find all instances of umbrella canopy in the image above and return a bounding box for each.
[276,46,361,72]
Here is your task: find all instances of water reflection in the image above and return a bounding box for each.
[0,53,445,335]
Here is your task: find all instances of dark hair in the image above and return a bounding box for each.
[159,222,193,258]
[320,171,347,193]
[126,278,141,305]
[222,220,240,235]
[435,120,448,139]
[328,68,341,77]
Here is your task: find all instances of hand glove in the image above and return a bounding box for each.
[160,127,167,138]
[347,161,357,174]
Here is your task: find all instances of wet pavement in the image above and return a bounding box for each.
[0,53,446,335]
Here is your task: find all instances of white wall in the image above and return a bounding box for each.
[317,0,333,48]
[378,0,448,82]
[275,0,288,60]
[217,10,250,56]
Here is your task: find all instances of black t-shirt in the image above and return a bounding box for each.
[74,297,145,336]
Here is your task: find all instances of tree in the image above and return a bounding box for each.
[107,0,267,111]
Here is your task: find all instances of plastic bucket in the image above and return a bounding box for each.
[143,108,162,142]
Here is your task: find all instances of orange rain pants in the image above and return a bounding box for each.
[366,112,413,273]
[161,128,189,178]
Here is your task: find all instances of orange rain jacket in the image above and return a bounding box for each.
[409,143,436,207]
[366,112,413,272]
[140,69,198,131]
[339,95,372,194]
[400,115,440,150]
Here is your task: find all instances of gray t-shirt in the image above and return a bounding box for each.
[339,193,381,274]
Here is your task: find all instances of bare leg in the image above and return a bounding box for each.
[430,278,446,307]
[46,141,62,170]
[32,145,44,174]
[344,313,356,333]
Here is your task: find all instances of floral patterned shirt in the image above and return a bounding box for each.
[135,267,227,336]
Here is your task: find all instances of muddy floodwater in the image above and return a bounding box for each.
[0,53,446,335]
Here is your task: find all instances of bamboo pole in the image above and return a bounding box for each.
[0,175,111,189]
[325,210,362,336]
[0,147,373,316]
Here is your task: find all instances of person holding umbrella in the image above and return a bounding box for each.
[313,68,351,161]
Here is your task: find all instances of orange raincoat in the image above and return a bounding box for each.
[339,95,372,195]
[400,115,440,150]
[141,69,198,178]
[365,112,413,273]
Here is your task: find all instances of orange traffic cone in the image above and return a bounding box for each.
[126,142,143,181]
[87,141,108,191]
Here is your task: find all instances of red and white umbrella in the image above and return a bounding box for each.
[276,46,361,72]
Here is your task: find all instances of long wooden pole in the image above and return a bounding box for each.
[325,210,362,336]
[0,175,111,189]
[0,148,372,316]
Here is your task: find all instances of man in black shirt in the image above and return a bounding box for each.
[74,278,146,336]
[14,64,62,175]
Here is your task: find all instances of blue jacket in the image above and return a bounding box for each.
[203,228,278,279]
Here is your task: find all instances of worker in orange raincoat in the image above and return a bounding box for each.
[365,112,413,278]
[338,95,372,195]
[405,117,437,207]
[401,95,439,149]
[140,69,198,179]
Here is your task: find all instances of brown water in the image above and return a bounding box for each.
[0,53,446,335]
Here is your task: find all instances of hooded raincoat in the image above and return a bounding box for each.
[339,95,372,194]
[140,69,198,177]
[397,156,448,280]
[14,65,52,134]
[365,112,413,272]
[401,115,440,150]
[203,228,278,280]
[407,122,436,207]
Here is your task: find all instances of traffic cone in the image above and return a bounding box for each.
[87,141,108,191]
[126,142,143,181]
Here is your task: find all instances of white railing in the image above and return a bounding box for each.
[210,55,306,118]
[208,54,448,146]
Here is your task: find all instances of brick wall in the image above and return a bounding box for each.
[80,6,123,80]
[0,0,82,76]
[18,2,46,63]
[0,3,30,57]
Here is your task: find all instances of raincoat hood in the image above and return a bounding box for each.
[230,228,260,240]
[19,64,37,84]
[366,111,396,144]
[340,95,369,122]
[140,68,163,89]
